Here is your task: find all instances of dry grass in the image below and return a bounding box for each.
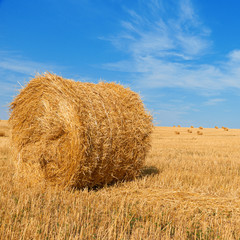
[1,124,240,239]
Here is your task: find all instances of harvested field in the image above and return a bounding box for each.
[1,123,240,239]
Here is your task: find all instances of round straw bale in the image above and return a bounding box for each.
[9,73,153,188]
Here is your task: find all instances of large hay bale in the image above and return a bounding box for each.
[9,73,153,188]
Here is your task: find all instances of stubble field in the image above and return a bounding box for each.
[1,120,240,239]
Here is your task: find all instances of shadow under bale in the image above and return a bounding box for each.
[83,165,160,192]
[140,166,160,177]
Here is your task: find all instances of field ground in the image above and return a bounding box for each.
[1,120,240,239]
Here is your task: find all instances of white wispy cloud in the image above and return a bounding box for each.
[102,0,240,93]
[0,51,61,76]
[106,0,210,59]
[204,98,226,106]
[228,49,240,62]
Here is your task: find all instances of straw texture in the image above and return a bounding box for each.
[9,73,153,188]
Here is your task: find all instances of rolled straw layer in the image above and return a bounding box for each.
[9,73,153,188]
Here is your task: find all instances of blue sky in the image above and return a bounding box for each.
[1,0,240,128]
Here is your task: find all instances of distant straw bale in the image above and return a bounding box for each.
[9,73,153,189]
[0,131,5,137]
